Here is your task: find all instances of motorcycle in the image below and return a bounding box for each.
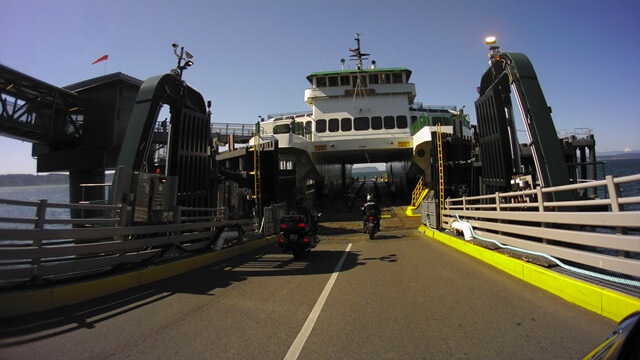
[278,213,320,258]
[364,213,380,240]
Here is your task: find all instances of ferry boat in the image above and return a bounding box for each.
[1,36,638,326]
[251,34,472,201]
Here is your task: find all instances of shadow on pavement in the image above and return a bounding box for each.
[0,242,370,345]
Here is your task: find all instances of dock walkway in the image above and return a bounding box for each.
[0,193,617,359]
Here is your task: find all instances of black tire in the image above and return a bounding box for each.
[368,227,375,240]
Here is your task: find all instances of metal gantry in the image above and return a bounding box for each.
[0,64,84,145]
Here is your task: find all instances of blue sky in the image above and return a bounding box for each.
[1,0,639,174]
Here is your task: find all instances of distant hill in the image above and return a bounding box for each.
[0,173,117,187]
[598,151,640,160]
[0,174,69,187]
[352,166,382,174]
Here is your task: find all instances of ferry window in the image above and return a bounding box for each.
[369,74,379,84]
[384,116,395,129]
[396,115,408,129]
[354,117,370,131]
[316,119,327,133]
[274,124,290,134]
[379,73,390,84]
[340,75,350,86]
[316,77,327,88]
[371,116,382,130]
[328,76,339,87]
[352,75,367,88]
[392,72,403,83]
[432,116,443,126]
[328,118,340,132]
[411,115,418,125]
[341,117,352,131]
[304,121,312,140]
[280,160,293,170]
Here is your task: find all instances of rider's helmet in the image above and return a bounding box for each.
[295,196,305,208]
[366,194,373,202]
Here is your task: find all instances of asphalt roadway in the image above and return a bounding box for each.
[0,203,616,359]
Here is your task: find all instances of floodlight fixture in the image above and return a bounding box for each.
[485,36,496,45]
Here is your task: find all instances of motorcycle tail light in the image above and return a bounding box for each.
[303,237,310,243]
[279,237,285,243]
[369,216,374,221]
[297,222,306,229]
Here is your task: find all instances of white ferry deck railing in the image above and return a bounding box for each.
[556,127,594,138]
[267,111,312,120]
[210,123,256,138]
[441,174,640,279]
[0,199,271,288]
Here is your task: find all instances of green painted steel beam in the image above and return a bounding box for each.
[116,73,206,172]
[478,52,573,201]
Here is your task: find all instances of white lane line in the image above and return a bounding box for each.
[283,243,353,360]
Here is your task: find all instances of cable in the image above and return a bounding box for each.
[453,214,640,288]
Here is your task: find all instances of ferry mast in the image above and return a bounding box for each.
[349,33,370,70]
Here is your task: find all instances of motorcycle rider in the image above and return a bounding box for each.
[345,190,356,211]
[361,194,381,232]
[294,196,317,233]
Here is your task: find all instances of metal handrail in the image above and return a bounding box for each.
[440,172,640,279]
[0,199,257,287]
[210,123,256,137]
[446,174,640,210]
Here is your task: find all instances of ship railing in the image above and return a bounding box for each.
[409,103,458,112]
[177,206,226,223]
[0,198,123,228]
[556,127,594,139]
[440,173,640,280]
[210,123,256,137]
[266,111,312,120]
[410,115,429,135]
[0,199,255,288]
[411,113,471,135]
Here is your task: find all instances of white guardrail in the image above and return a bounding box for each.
[440,174,640,280]
[0,199,288,288]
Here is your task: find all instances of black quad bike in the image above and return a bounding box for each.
[278,214,320,258]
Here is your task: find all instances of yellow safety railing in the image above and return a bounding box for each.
[411,177,424,206]
[406,177,428,217]
[437,124,444,228]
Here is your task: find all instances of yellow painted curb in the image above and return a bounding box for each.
[0,237,276,319]
[418,226,640,322]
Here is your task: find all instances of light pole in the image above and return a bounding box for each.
[171,43,194,79]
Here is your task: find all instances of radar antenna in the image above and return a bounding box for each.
[348,33,370,70]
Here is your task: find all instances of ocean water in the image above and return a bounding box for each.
[0,184,69,229]
[0,184,69,203]
[597,158,640,211]
[601,157,640,178]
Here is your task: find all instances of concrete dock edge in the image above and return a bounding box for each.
[418,224,640,322]
[0,236,277,318]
